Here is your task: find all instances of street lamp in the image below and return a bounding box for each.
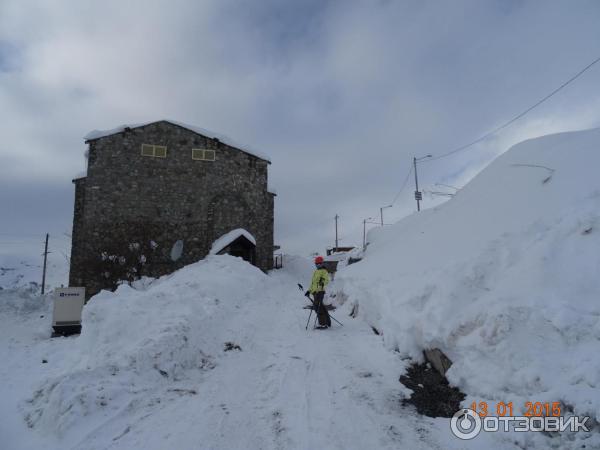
[379,205,392,226]
[362,217,372,250]
[413,154,432,211]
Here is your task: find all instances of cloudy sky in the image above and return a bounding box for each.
[1,0,600,257]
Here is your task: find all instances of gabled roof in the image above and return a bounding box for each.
[84,120,270,163]
[209,229,257,255]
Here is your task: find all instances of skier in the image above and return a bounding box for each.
[306,256,331,329]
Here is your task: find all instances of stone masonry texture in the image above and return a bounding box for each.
[69,121,274,298]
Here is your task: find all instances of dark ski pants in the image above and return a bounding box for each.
[313,291,331,327]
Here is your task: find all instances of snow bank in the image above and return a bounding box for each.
[84,120,271,162]
[24,256,268,438]
[270,254,314,287]
[0,286,51,317]
[324,252,349,262]
[209,228,256,255]
[335,128,600,439]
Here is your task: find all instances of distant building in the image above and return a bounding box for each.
[69,120,275,298]
[322,248,356,279]
[326,246,355,256]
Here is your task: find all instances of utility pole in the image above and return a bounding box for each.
[41,233,49,295]
[380,204,392,226]
[334,214,339,250]
[362,217,372,250]
[413,155,432,211]
[413,157,420,212]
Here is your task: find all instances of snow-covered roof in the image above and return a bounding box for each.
[209,229,256,255]
[84,120,271,163]
[72,171,87,180]
[324,253,350,262]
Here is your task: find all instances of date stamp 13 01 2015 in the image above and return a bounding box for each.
[450,401,590,440]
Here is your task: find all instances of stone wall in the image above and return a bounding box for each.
[69,121,274,298]
[69,178,87,286]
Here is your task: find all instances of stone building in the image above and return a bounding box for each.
[69,120,274,298]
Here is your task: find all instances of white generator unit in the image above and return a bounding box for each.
[52,287,85,336]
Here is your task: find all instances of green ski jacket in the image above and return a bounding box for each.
[309,268,330,294]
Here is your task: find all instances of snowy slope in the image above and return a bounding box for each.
[22,256,270,441]
[3,128,600,450]
[0,235,70,291]
[6,254,487,450]
[335,128,600,447]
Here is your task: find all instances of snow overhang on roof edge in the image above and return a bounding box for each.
[209,229,257,256]
[83,120,271,163]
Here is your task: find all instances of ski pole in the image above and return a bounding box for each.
[298,283,344,327]
[305,308,313,330]
[306,292,343,327]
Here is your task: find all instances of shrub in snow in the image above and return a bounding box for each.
[87,227,162,291]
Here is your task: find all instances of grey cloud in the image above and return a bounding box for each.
[0,40,22,72]
[1,0,600,255]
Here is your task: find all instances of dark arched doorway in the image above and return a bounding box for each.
[218,235,256,264]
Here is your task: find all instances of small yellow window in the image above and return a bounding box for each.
[192,149,216,161]
[141,144,154,156]
[141,144,167,158]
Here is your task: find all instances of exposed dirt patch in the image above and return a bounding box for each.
[399,361,465,418]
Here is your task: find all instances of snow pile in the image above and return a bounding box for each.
[209,228,256,255]
[324,248,363,270]
[0,286,51,316]
[24,255,268,438]
[335,129,600,435]
[324,252,350,263]
[279,254,314,281]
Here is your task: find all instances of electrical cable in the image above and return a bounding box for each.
[390,165,413,205]
[425,54,600,162]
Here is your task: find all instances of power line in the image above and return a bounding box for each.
[379,54,600,217]
[390,165,413,205]
[426,54,600,162]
